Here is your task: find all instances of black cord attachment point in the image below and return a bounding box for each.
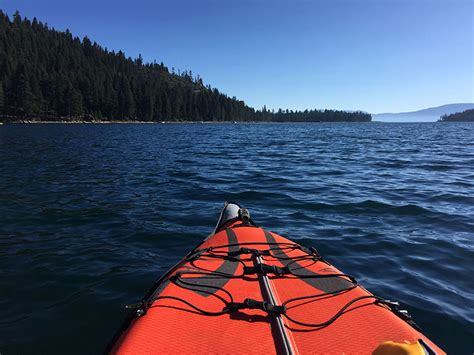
[125,300,149,317]
[243,263,289,276]
[228,247,271,257]
[376,299,422,331]
[226,298,286,314]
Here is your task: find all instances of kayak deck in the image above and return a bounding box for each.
[111,207,443,354]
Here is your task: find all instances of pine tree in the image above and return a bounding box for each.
[143,92,154,121]
[118,77,135,119]
[0,83,4,114]
[8,64,33,116]
[172,89,182,120]
[162,90,171,121]
[69,88,84,117]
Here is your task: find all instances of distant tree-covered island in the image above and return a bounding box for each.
[438,109,474,122]
[0,11,371,123]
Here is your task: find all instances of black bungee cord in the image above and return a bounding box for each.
[144,239,365,325]
[135,236,415,330]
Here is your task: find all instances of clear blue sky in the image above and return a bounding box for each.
[1,0,473,113]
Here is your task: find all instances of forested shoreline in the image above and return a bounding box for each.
[439,109,474,122]
[0,11,371,123]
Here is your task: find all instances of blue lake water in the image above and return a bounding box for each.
[0,122,473,353]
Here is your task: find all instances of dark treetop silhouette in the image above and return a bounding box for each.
[439,109,474,122]
[0,11,371,123]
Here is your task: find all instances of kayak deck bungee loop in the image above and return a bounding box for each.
[109,202,444,354]
[132,236,416,331]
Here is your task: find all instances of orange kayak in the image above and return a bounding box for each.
[109,202,444,354]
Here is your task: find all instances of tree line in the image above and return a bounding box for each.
[0,11,371,123]
[439,109,474,122]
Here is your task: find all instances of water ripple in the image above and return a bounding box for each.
[0,122,473,353]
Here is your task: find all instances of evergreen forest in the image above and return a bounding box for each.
[0,11,371,123]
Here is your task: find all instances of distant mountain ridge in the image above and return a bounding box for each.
[373,103,474,122]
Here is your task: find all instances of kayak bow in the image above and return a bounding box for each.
[109,202,444,354]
